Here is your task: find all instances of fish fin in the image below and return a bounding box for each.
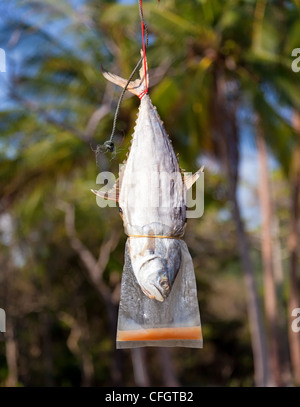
[91,180,119,202]
[184,166,204,190]
[101,50,149,97]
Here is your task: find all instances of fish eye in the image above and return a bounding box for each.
[118,207,123,216]
[160,279,169,290]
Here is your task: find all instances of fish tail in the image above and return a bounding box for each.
[101,50,149,98]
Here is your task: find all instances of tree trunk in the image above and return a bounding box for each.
[157,348,179,386]
[271,206,293,385]
[131,348,150,386]
[271,212,284,287]
[81,350,95,387]
[256,125,283,386]
[288,112,300,385]
[40,312,54,387]
[231,191,270,386]
[5,317,18,387]
[212,70,270,386]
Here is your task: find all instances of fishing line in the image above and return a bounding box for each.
[138,0,148,99]
[93,0,150,157]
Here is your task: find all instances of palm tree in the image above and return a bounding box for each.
[256,118,282,385]
[288,112,300,385]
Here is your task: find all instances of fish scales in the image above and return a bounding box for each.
[119,95,186,238]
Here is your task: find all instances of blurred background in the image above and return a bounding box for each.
[0,0,300,387]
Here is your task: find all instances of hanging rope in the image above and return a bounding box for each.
[93,0,150,157]
[139,0,148,99]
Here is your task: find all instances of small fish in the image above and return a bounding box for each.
[92,52,203,302]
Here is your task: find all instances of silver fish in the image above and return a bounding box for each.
[93,53,202,302]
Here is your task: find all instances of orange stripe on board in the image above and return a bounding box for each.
[117,326,202,342]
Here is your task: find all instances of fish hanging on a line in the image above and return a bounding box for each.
[92,0,203,348]
[93,53,203,301]
[92,53,203,348]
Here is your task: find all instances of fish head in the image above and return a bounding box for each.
[128,237,182,302]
